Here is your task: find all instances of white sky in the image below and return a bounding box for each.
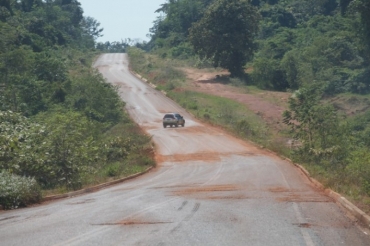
[78,0,166,43]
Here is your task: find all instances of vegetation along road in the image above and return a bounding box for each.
[0,53,368,245]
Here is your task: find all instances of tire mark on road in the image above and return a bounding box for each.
[177,201,188,211]
[171,202,201,233]
[191,202,200,214]
[52,197,180,246]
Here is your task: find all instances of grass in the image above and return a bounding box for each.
[304,163,370,213]
[42,158,153,197]
[167,90,273,146]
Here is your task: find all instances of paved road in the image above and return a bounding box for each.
[1,53,369,246]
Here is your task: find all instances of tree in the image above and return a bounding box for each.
[148,0,214,57]
[189,0,261,77]
[81,16,103,40]
[282,84,350,166]
[357,0,370,57]
[340,0,353,14]
[341,0,370,58]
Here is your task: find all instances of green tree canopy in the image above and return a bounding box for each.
[189,0,261,77]
[340,0,370,58]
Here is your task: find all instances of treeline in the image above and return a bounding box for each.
[146,0,369,94]
[0,0,153,209]
[141,0,370,208]
[251,0,370,93]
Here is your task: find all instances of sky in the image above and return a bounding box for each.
[78,0,166,43]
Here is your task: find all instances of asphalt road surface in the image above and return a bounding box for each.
[1,53,369,246]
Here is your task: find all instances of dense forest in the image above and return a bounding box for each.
[147,0,370,94]
[0,0,153,209]
[137,0,370,208]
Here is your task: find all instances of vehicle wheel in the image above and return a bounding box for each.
[163,124,166,128]
[182,123,185,127]
[175,124,179,127]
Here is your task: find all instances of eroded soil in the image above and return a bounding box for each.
[181,68,291,132]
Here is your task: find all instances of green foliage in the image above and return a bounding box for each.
[251,57,288,90]
[251,6,367,93]
[354,0,370,59]
[189,0,261,77]
[0,170,41,209]
[0,107,152,193]
[127,47,186,90]
[32,110,100,189]
[147,0,368,91]
[236,119,254,138]
[0,110,44,172]
[280,49,300,89]
[346,149,370,196]
[0,110,99,190]
[81,16,104,41]
[96,40,130,53]
[261,4,296,28]
[66,70,124,125]
[99,122,154,177]
[283,84,351,167]
[0,1,157,207]
[148,0,213,58]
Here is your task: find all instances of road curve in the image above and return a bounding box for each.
[0,53,369,246]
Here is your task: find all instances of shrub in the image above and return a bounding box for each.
[105,162,121,177]
[0,171,41,209]
[346,149,370,196]
[187,101,198,110]
[203,113,211,120]
[236,119,253,137]
[0,110,45,173]
[31,110,102,190]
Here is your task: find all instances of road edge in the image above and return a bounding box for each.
[42,166,154,202]
[292,160,370,229]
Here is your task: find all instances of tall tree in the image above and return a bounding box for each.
[81,16,103,40]
[189,0,260,77]
[358,0,370,56]
[149,0,213,50]
[282,84,349,165]
[340,0,370,57]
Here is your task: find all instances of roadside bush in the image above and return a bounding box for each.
[236,119,254,137]
[126,154,155,167]
[104,162,121,177]
[187,101,198,110]
[127,47,147,72]
[0,171,41,210]
[203,113,211,120]
[346,149,370,196]
[66,70,124,125]
[251,57,289,91]
[0,110,45,173]
[31,110,101,190]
